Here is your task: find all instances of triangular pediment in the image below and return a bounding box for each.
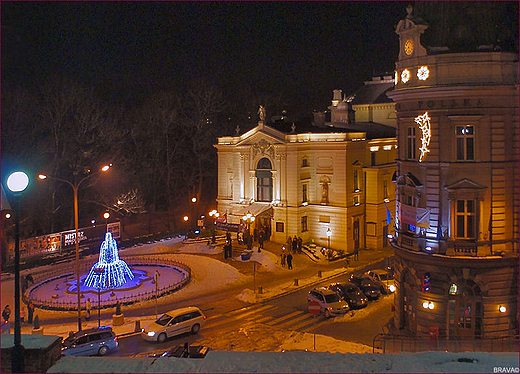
[236,123,286,146]
[444,178,487,191]
[352,160,363,166]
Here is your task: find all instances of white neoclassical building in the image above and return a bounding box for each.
[214,118,397,254]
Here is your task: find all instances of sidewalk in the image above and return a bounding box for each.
[4,239,393,341]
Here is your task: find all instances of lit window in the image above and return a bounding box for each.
[456,199,476,239]
[456,125,474,161]
[401,69,411,83]
[406,126,416,160]
[353,170,359,192]
[417,66,430,81]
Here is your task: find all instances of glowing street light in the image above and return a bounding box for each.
[103,212,110,233]
[38,164,111,331]
[326,227,332,253]
[6,171,30,373]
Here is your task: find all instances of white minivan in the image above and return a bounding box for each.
[141,306,207,343]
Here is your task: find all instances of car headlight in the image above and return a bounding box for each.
[389,284,396,293]
[147,331,156,337]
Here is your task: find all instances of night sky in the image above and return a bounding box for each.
[2,1,404,116]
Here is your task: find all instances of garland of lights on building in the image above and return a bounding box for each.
[84,232,134,290]
[414,111,431,162]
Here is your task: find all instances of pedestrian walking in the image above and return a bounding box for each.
[297,237,302,253]
[2,305,11,322]
[86,298,91,320]
[20,305,26,324]
[258,230,264,251]
[28,301,34,324]
[226,231,231,243]
[287,236,292,249]
[287,253,293,269]
[281,252,286,267]
[292,237,298,253]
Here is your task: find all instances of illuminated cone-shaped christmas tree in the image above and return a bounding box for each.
[84,232,134,290]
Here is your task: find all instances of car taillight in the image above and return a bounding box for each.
[203,314,207,320]
[114,336,118,344]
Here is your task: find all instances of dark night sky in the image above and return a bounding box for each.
[2,1,404,115]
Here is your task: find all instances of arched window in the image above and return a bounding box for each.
[256,158,272,202]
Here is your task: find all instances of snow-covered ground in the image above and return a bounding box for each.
[4,238,519,373]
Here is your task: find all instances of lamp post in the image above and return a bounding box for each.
[242,211,255,237]
[103,212,110,233]
[326,227,332,254]
[153,270,160,320]
[38,164,111,331]
[6,171,30,373]
[93,267,104,328]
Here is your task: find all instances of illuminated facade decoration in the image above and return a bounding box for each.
[389,3,518,340]
[84,232,134,290]
[414,111,431,162]
[417,66,429,81]
[401,69,411,83]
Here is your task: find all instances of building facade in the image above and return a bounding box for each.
[388,5,519,338]
[215,120,396,254]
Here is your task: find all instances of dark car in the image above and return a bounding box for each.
[328,282,368,309]
[349,275,382,300]
[156,344,211,358]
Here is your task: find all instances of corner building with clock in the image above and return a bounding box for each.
[388,4,519,339]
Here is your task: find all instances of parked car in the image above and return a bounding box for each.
[307,287,350,318]
[61,326,118,356]
[349,275,382,300]
[160,344,211,358]
[141,306,207,343]
[328,282,368,309]
[364,269,396,293]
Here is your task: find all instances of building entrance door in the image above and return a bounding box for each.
[353,219,360,251]
[448,297,482,338]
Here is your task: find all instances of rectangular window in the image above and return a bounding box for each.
[354,195,360,206]
[302,184,308,203]
[407,127,416,160]
[353,170,359,191]
[456,125,474,160]
[301,216,308,232]
[456,199,476,239]
[276,222,284,233]
[257,177,272,202]
[302,158,308,167]
[371,152,376,166]
[383,180,388,199]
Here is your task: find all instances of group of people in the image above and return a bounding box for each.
[287,236,303,254]
[2,301,35,325]
[280,246,294,269]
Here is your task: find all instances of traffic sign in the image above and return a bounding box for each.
[308,301,321,315]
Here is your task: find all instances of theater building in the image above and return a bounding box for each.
[214,110,396,254]
[388,4,519,338]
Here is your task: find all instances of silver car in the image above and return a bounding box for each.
[141,306,207,343]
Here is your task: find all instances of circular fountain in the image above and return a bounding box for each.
[25,233,191,311]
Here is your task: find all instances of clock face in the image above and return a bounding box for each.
[404,39,414,56]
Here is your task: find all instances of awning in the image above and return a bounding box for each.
[228,203,273,221]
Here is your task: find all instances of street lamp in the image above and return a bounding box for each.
[103,212,110,233]
[38,164,111,331]
[93,267,104,328]
[6,171,30,373]
[242,211,255,236]
[153,270,160,320]
[326,227,332,254]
